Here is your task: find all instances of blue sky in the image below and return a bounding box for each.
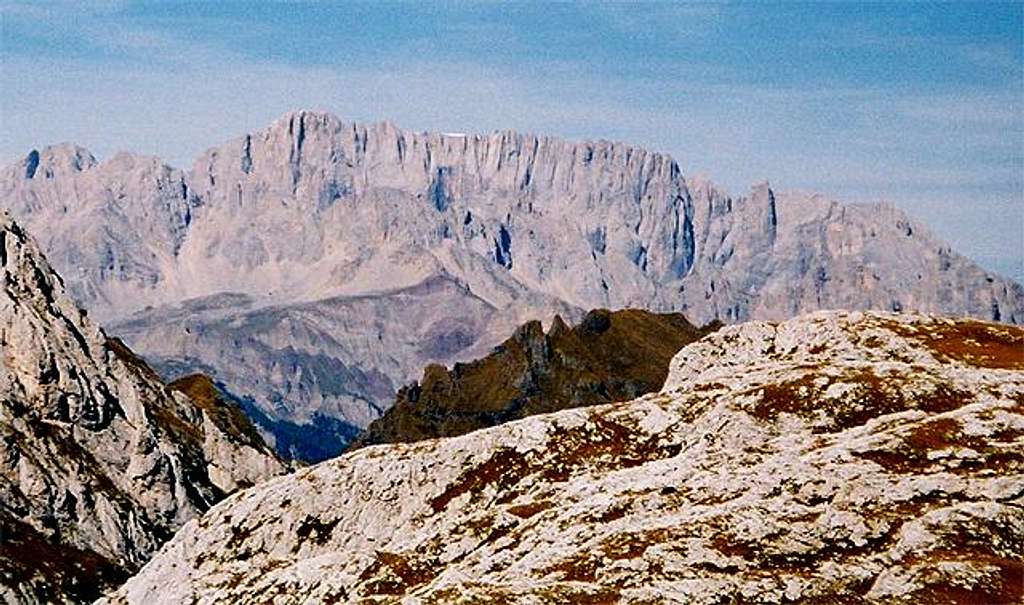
[1,1,1021,281]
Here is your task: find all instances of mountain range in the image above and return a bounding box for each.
[3,110,1021,460]
[2,200,1021,602]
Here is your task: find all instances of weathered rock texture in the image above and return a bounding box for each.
[103,310,1024,604]
[0,214,285,604]
[3,111,1021,459]
[352,308,717,448]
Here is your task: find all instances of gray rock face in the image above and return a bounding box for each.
[2,111,1020,457]
[0,214,284,604]
[100,311,1024,604]
[107,275,561,460]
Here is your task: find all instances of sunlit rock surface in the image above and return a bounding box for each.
[0,214,285,603]
[104,310,1023,604]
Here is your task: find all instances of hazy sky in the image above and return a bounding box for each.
[1,1,1021,281]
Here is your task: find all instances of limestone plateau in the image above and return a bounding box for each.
[351,308,719,448]
[103,310,1024,604]
[0,214,284,604]
[3,110,1021,459]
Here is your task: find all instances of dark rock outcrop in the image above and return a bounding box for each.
[350,309,718,448]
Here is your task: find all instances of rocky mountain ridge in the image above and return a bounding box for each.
[0,214,285,603]
[352,308,718,448]
[102,310,1024,604]
[3,110,1021,459]
[5,112,1019,324]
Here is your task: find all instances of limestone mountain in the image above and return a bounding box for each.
[0,214,285,604]
[101,310,1024,604]
[351,309,718,448]
[3,111,1021,459]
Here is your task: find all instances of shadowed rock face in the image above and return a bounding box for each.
[0,214,284,604]
[350,309,718,448]
[3,110,1021,461]
[108,273,533,462]
[102,311,1024,604]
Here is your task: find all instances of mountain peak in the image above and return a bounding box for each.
[249,109,683,179]
[268,108,345,136]
[101,150,172,171]
[14,143,97,180]
[664,309,1024,395]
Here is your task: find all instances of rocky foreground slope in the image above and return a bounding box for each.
[3,111,1021,460]
[0,214,285,603]
[104,311,1024,604]
[352,309,717,448]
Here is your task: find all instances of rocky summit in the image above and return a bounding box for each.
[351,308,718,448]
[103,310,1024,604]
[0,214,285,604]
[3,111,1021,459]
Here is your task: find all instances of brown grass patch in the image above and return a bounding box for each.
[752,368,973,430]
[431,412,680,513]
[105,336,162,382]
[167,373,270,450]
[544,553,601,582]
[429,449,532,512]
[857,416,1024,475]
[541,413,682,483]
[358,550,440,596]
[899,551,1024,605]
[887,320,1024,370]
[507,500,553,519]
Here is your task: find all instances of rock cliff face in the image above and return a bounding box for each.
[5,113,1019,325]
[103,311,1024,604]
[352,309,717,448]
[0,214,284,604]
[3,111,1021,458]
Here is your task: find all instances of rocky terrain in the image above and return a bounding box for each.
[103,310,1024,604]
[108,274,546,461]
[0,214,285,603]
[3,111,1021,459]
[352,308,717,448]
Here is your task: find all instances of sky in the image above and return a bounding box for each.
[1,1,1022,282]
